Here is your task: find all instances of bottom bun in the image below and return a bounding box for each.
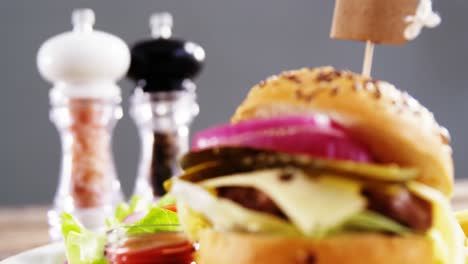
[197,230,434,264]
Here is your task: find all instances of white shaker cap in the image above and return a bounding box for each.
[37,9,130,99]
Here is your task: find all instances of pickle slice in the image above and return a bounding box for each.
[165,160,252,191]
[180,147,418,183]
[180,147,263,169]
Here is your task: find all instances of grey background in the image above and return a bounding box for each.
[1,0,467,205]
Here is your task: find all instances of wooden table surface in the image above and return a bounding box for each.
[1,181,468,260]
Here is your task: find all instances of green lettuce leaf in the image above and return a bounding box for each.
[125,207,180,234]
[105,195,179,235]
[105,196,150,228]
[61,196,179,263]
[342,210,412,235]
[61,213,107,264]
[106,195,177,229]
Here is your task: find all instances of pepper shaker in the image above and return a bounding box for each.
[37,9,130,240]
[128,13,205,201]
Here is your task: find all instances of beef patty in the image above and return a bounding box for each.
[217,185,432,232]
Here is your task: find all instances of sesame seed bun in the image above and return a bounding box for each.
[231,67,453,196]
[197,230,433,264]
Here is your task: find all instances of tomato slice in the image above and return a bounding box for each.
[162,204,177,212]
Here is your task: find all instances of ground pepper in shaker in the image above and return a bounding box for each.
[128,13,205,201]
[37,9,130,240]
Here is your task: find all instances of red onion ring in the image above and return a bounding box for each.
[192,115,372,162]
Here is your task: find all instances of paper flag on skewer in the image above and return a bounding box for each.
[331,0,420,45]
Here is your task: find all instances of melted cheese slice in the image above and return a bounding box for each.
[171,178,300,236]
[200,168,365,235]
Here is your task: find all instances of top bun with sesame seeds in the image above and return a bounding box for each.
[231,66,453,196]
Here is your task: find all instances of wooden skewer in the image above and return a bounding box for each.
[362,40,375,77]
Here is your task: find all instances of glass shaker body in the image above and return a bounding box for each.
[48,91,123,240]
[130,86,199,201]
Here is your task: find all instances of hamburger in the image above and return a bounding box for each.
[169,67,465,264]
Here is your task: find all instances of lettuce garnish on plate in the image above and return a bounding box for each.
[61,195,178,264]
[61,213,108,264]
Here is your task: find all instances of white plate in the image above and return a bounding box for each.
[0,243,65,264]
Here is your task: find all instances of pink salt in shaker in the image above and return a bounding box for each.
[37,9,130,240]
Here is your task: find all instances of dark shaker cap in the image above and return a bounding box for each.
[128,13,205,92]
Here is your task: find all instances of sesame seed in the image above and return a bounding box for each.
[353,82,362,91]
[365,80,375,91]
[440,127,451,144]
[331,70,342,77]
[284,74,302,84]
[296,89,316,102]
[316,72,334,82]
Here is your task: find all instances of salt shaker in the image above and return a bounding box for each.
[128,13,205,201]
[37,9,130,240]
